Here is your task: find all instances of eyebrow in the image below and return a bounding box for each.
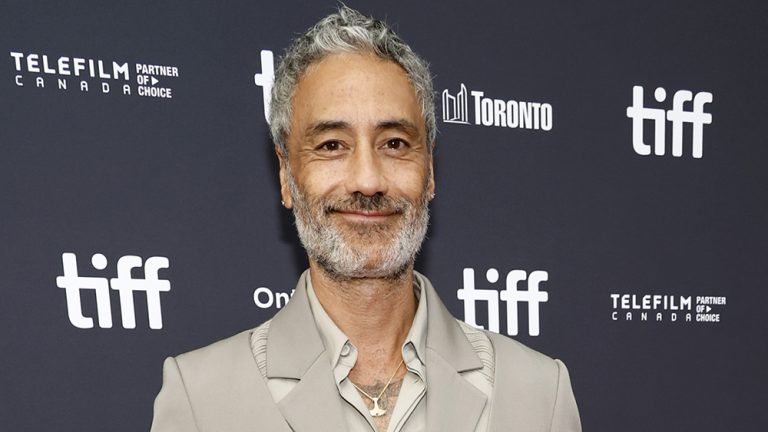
[375,119,420,137]
[304,118,420,138]
[305,120,352,138]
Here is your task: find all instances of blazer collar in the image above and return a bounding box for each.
[266,270,325,379]
[265,271,348,431]
[417,271,484,373]
[418,272,488,431]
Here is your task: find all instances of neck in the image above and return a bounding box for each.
[308,261,417,377]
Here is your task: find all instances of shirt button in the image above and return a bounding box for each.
[341,344,351,356]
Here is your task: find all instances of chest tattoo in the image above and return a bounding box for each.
[355,378,404,431]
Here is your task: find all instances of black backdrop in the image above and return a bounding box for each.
[2,1,767,430]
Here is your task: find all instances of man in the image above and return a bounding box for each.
[151,6,581,432]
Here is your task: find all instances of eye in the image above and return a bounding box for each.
[318,140,342,151]
[385,138,409,150]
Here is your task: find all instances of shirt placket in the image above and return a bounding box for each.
[336,342,381,431]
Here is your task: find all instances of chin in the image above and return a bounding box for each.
[319,256,412,282]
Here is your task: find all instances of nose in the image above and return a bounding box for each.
[345,144,388,197]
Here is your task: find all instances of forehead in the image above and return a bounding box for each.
[289,52,423,134]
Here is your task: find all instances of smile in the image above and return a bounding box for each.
[333,209,398,222]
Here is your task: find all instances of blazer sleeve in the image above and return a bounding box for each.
[550,360,581,432]
[150,357,201,432]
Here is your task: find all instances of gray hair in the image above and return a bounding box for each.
[269,5,436,155]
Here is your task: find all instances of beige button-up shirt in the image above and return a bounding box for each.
[306,278,427,432]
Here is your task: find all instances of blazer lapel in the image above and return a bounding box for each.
[266,271,347,432]
[425,352,488,432]
[276,353,348,432]
[419,272,488,432]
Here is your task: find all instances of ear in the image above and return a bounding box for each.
[276,147,293,209]
[427,149,436,200]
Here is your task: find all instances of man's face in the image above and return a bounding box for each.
[278,52,434,280]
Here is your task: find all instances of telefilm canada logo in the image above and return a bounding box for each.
[56,252,171,329]
[9,51,180,99]
[457,267,549,336]
[610,293,726,324]
[626,85,713,158]
[442,83,553,131]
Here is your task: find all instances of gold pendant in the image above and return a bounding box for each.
[369,397,386,417]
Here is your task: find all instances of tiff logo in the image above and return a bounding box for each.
[626,85,713,158]
[253,49,275,123]
[56,253,171,329]
[457,268,549,336]
[442,83,469,124]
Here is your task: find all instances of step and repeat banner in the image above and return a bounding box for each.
[2,0,766,430]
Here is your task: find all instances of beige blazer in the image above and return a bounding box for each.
[151,274,581,431]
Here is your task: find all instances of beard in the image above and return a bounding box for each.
[286,170,430,281]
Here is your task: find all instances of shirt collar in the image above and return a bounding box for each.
[305,273,429,371]
[405,273,428,367]
[306,276,352,371]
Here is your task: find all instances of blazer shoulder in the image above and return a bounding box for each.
[157,323,289,432]
[486,331,559,370]
[484,331,582,431]
[485,330,565,394]
[174,328,256,376]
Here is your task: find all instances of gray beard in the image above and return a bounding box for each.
[286,170,430,281]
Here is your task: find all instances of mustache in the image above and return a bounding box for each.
[322,192,409,214]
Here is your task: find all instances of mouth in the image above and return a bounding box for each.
[332,209,398,222]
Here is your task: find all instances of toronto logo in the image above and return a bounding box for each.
[442,83,553,131]
[442,84,470,124]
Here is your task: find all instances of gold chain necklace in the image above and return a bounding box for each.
[349,359,404,417]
